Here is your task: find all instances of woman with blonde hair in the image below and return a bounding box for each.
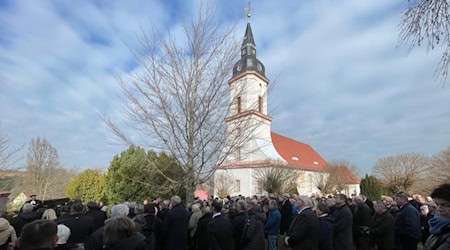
[103,216,146,250]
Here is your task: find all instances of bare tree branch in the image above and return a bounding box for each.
[373,152,430,194]
[399,0,450,85]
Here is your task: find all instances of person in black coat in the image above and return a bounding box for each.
[353,196,372,250]
[85,202,107,232]
[394,192,421,250]
[207,200,232,250]
[316,202,334,250]
[10,203,39,237]
[162,196,190,250]
[56,202,94,245]
[196,207,212,250]
[332,194,353,250]
[369,201,394,250]
[279,194,293,235]
[231,201,247,250]
[286,196,320,250]
[241,201,266,250]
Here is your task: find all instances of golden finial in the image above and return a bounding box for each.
[244,1,254,22]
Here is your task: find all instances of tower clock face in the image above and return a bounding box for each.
[237,64,242,71]
[257,63,262,71]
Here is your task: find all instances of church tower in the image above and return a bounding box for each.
[214,12,338,198]
[224,20,281,163]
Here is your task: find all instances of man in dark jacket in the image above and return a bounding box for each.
[279,194,292,235]
[286,196,319,250]
[264,199,281,250]
[207,199,232,250]
[333,194,353,250]
[241,201,266,250]
[394,192,421,250]
[196,206,212,250]
[56,202,94,246]
[231,201,247,250]
[10,203,39,236]
[85,202,107,232]
[353,195,372,250]
[162,195,190,250]
[369,201,394,250]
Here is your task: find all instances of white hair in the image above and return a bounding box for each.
[171,195,181,205]
[111,204,129,218]
[298,196,313,207]
[191,204,200,212]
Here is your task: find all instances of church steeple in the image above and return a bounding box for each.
[232,21,266,78]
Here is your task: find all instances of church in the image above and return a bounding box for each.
[213,20,360,198]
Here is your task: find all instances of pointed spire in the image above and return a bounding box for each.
[242,23,256,48]
[231,2,265,78]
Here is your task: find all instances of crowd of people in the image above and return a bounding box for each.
[0,183,449,250]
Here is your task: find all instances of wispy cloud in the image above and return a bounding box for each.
[0,0,449,174]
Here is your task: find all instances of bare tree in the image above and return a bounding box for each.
[373,153,430,194]
[399,0,450,84]
[254,166,298,195]
[26,137,60,201]
[430,147,450,184]
[215,171,236,198]
[0,126,23,171]
[313,160,360,195]
[103,2,261,203]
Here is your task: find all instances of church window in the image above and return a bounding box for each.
[236,127,241,138]
[258,96,263,113]
[313,161,319,165]
[235,146,241,161]
[291,156,299,161]
[235,180,241,192]
[255,179,263,194]
[236,96,242,114]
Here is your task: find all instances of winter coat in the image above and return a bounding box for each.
[162,204,190,250]
[394,203,422,242]
[369,211,395,250]
[56,213,95,245]
[332,204,353,250]
[280,199,293,234]
[353,202,372,249]
[207,214,232,250]
[264,207,281,236]
[424,223,450,250]
[142,214,163,250]
[103,233,146,250]
[85,207,107,232]
[0,218,16,247]
[10,211,39,236]
[241,208,266,250]
[195,213,212,250]
[231,212,247,250]
[287,207,319,250]
[318,214,334,250]
[188,210,202,238]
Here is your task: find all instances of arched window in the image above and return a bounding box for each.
[236,96,242,114]
[258,96,263,113]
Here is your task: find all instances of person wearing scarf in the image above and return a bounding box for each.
[424,183,450,250]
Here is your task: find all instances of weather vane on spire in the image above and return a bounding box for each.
[244,1,254,22]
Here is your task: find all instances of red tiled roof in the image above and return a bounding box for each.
[271,132,328,172]
[338,166,360,184]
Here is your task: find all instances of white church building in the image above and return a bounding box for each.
[214,21,360,198]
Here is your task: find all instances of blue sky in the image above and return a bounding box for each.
[1,0,449,175]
